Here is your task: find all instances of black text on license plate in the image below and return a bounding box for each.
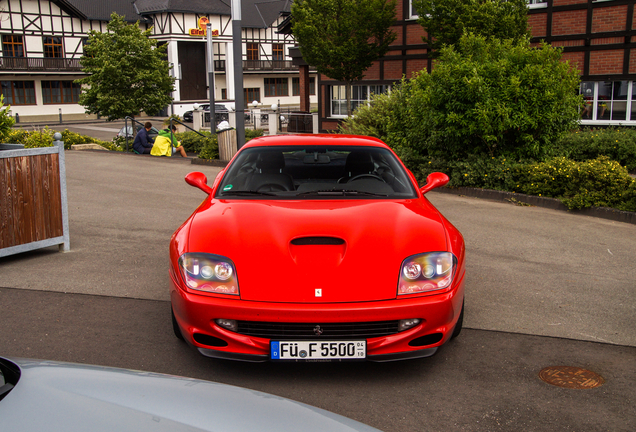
[271,341,366,360]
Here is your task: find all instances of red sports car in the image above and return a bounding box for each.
[170,134,465,362]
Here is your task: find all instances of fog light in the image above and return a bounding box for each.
[398,318,421,332]
[215,319,238,332]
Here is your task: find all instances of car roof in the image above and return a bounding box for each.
[241,134,389,149]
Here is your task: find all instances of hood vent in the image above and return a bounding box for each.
[291,237,345,246]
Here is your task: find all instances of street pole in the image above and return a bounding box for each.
[231,0,245,148]
[206,23,216,135]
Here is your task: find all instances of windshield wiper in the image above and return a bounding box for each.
[220,190,278,196]
[297,189,388,197]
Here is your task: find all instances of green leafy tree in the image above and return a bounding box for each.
[413,0,529,54]
[342,34,582,161]
[0,95,16,141]
[291,0,397,116]
[76,13,174,121]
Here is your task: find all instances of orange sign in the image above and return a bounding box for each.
[189,17,218,37]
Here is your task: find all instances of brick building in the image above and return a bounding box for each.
[313,0,636,132]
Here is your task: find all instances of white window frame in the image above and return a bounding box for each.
[580,81,635,125]
[329,84,390,118]
[409,0,419,19]
[527,0,548,10]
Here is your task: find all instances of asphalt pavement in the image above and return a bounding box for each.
[1,148,635,431]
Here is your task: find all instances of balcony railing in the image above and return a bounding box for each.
[0,56,83,72]
[213,60,297,72]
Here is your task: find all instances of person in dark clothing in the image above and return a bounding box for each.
[132,122,155,154]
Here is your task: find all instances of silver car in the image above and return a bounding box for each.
[0,356,380,432]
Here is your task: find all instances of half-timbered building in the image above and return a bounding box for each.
[0,0,317,122]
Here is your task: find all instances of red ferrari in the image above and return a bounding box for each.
[170,134,465,362]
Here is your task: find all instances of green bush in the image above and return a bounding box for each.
[418,155,636,212]
[341,34,582,165]
[518,156,636,211]
[0,95,15,141]
[553,128,636,172]
[197,133,219,160]
[24,128,54,148]
[60,129,97,149]
[246,129,265,140]
[5,129,30,144]
[417,155,526,192]
[176,130,216,154]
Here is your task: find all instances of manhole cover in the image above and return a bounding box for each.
[539,366,604,389]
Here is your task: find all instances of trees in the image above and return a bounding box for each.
[341,34,582,162]
[76,13,174,121]
[291,0,397,116]
[413,0,529,54]
[0,95,16,141]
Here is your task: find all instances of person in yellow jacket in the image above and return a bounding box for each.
[150,125,187,157]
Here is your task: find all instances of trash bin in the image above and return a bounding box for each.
[217,128,237,161]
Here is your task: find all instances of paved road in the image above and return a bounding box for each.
[1,150,635,431]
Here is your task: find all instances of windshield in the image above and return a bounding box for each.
[216,145,417,199]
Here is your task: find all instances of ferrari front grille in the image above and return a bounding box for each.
[235,320,400,339]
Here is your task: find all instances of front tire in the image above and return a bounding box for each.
[172,308,185,341]
[451,300,464,339]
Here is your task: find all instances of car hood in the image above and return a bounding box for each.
[0,358,379,432]
[188,199,448,303]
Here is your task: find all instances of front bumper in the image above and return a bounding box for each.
[171,271,464,362]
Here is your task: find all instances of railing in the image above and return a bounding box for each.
[213,60,296,72]
[0,56,83,72]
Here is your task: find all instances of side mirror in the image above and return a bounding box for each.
[419,172,449,195]
[185,172,214,195]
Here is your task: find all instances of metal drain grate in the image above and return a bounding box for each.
[539,366,605,389]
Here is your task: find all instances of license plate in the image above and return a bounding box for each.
[271,340,366,360]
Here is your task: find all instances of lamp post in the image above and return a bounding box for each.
[206,23,216,134]
[251,100,258,126]
[232,0,245,148]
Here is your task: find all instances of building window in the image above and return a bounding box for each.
[527,0,548,8]
[580,81,634,122]
[244,87,261,104]
[246,43,259,61]
[330,84,389,117]
[292,77,316,96]
[272,43,284,61]
[264,78,288,97]
[2,34,25,57]
[409,1,418,19]
[43,36,63,58]
[1,81,36,105]
[42,81,81,104]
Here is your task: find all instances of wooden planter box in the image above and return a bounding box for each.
[0,140,70,257]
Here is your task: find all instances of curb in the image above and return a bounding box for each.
[191,158,229,167]
[70,143,108,151]
[432,186,636,225]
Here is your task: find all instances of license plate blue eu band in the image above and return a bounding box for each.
[271,340,366,360]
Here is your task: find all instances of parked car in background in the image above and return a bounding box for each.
[170,134,466,362]
[0,356,380,432]
[183,104,229,123]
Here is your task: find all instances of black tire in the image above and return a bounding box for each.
[172,308,185,341]
[451,300,464,339]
